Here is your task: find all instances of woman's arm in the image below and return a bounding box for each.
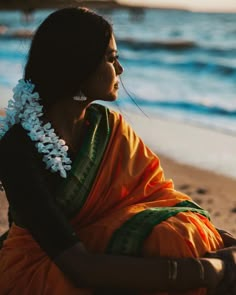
[55,241,225,292]
[205,246,236,295]
[0,125,79,258]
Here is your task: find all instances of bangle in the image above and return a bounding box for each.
[193,258,205,283]
[168,260,178,282]
[168,259,205,287]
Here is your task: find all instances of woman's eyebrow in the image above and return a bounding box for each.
[107,49,118,55]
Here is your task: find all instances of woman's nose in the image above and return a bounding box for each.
[115,60,124,75]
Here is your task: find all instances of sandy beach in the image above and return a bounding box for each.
[160,155,236,234]
[0,109,5,116]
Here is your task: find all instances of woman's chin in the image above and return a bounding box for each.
[110,94,118,102]
[103,91,119,102]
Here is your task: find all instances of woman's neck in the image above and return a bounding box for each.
[46,99,91,153]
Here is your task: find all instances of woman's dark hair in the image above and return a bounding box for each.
[24,7,112,107]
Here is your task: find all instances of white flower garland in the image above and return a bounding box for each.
[0,79,72,178]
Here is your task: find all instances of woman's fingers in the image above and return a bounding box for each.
[219,231,236,247]
[205,247,236,295]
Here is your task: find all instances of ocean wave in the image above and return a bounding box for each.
[117,37,198,50]
[129,99,236,117]
[122,55,236,76]
[201,46,236,57]
[117,37,236,57]
[0,29,33,40]
[170,60,236,76]
[0,50,26,60]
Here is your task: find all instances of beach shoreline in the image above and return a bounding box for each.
[160,154,236,234]
[0,109,5,116]
[124,110,236,180]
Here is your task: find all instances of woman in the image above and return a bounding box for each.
[0,7,235,295]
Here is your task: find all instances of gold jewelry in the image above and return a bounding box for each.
[193,258,205,283]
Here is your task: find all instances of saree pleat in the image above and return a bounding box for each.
[0,225,91,295]
[0,105,223,294]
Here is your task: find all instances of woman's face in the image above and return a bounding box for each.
[82,35,123,102]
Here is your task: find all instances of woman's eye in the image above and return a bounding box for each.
[109,55,119,63]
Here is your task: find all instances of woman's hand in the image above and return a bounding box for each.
[199,258,224,294]
[205,246,236,295]
[217,228,236,247]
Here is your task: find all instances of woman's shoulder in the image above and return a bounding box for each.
[88,103,111,117]
[0,124,30,179]
[0,123,61,188]
[0,124,37,162]
[89,103,119,117]
[88,103,123,126]
[0,124,29,147]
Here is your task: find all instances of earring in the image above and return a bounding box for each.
[73,91,87,101]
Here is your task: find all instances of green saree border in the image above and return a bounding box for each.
[106,200,210,256]
[55,104,111,218]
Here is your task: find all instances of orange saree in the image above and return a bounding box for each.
[0,104,223,294]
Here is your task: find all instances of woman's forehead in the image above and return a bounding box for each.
[106,35,117,53]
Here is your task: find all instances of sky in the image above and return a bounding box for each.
[118,0,236,12]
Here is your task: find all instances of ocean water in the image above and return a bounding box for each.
[1,8,236,135]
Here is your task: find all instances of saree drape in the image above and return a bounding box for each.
[0,104,223,294]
